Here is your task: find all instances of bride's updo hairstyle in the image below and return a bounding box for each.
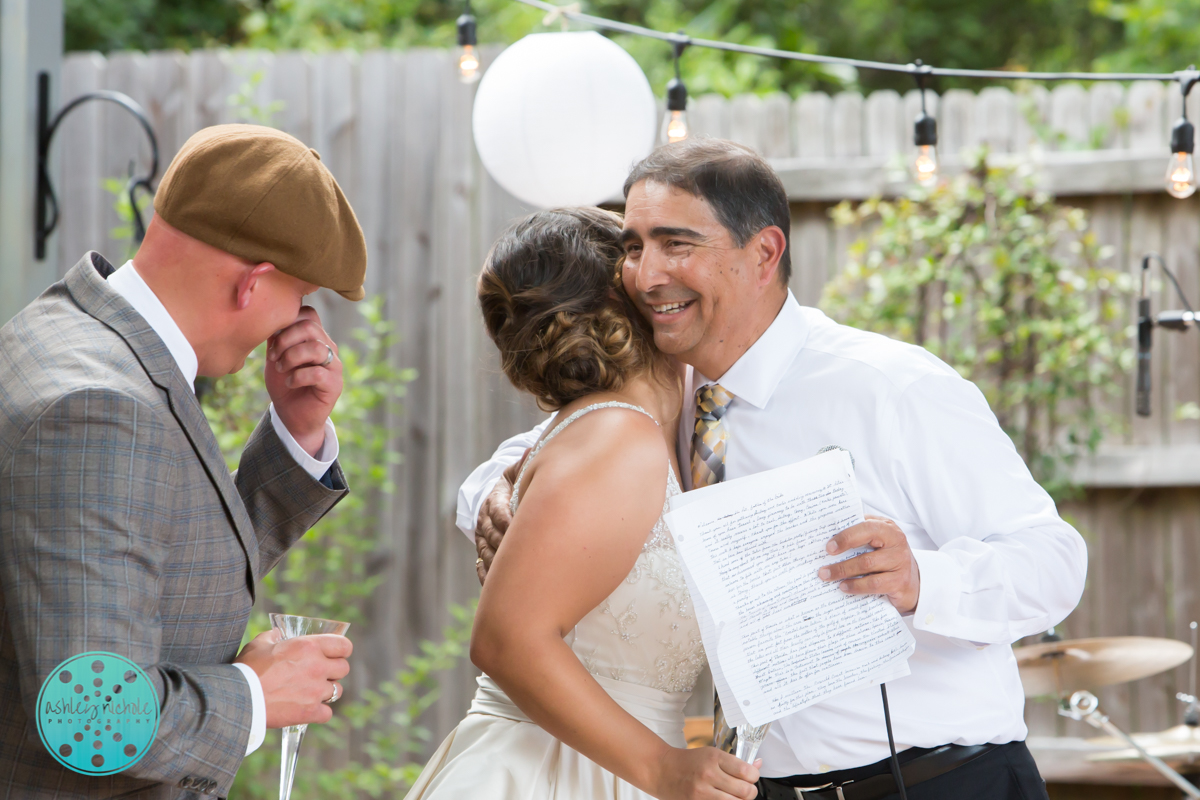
[478,207,660,411]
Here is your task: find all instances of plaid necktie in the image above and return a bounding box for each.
[691,383,739,752]
[691,384,733,489]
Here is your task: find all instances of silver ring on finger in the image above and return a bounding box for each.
[325,683,341,704]
[321,344,335,367]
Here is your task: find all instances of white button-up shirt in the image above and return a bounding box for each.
[456,291,1086,776]
[109,260,340,757]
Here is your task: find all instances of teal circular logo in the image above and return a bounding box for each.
[36,652,160,776]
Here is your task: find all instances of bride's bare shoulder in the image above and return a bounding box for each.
[521,404,668,519]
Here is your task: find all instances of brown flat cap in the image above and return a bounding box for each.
[154,124,366,301]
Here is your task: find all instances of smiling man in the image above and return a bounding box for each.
[461,138,1086,800]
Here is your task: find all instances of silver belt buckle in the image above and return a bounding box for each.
[793,780,851,800]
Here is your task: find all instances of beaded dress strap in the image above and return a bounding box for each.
[510,402,658,513]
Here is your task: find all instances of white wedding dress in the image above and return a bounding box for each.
[404,402,707,799]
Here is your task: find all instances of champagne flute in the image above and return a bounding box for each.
[734,723,771,763]
[269,614,351,800]
[715,694,771,763]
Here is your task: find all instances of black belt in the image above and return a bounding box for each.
[761,743,999,800]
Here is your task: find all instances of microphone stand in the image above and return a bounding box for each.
[1137,253,1198,417]
[1060,691,1200,798]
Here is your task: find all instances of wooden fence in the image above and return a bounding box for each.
[38,47,1200,784]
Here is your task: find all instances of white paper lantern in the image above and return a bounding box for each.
[472,31,657,209]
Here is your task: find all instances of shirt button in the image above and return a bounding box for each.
[924,613,935,625]
[819,764,832,773]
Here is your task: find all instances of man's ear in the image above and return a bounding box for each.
[751,226,787,288]
[235,262,278,310]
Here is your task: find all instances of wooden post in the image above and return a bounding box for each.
[0,0,62,324]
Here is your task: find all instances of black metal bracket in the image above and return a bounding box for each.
[36,71,159,260]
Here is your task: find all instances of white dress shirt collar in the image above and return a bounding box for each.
[108,260,200,391]
[691,291,808,410]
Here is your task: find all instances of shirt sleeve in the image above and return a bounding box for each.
[230,663,267,755]
[455,419,551,538]
[268,403,338,481]
[890,373,1088,645]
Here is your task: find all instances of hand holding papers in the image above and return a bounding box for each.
[664,449,916,729]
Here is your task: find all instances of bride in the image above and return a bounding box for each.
[405,207,760,800]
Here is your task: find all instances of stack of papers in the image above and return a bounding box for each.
[664,449,915,728]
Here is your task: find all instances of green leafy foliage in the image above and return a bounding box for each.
[199,299,473,797]
[65,0,1139,97]
[65,0,243,53]
[821,154,1134,499]
[1090,0,1200,74]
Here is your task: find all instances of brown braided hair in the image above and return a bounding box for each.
[478,207,663,411]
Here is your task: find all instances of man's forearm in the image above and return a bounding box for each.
[455,420,549,538]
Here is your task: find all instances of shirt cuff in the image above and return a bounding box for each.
[911,548,963,637]
[231,662,267,756]
[269,403,338,482]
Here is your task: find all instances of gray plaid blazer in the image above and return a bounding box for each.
[0,253,349,799]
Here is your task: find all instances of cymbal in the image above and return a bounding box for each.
[1014,636,1193,698]
[1087,725,1200,765]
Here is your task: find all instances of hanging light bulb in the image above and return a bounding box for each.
[662,78,689,143]
[660,36,690,144]
[1167,116,1196,199]
[911,61,938,187]
[1167,68,1199,199]
[916,134,936,189]
[1167,148,1196,199]
[457,3,480,84]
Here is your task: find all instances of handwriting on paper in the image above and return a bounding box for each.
[665,449,915,727]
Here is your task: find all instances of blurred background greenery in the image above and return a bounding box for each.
[64,0,1200,96]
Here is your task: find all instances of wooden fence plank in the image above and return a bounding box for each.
[976,86,1017,154]
[864,89,904,161]
[1050,84,1089,150]
[830,91,863,158]
[1162,198,1200,444]
[56,53,106,270]
[1129,492,1171,732]
[1013,85,1049,155]
[1089,83,1126,150]
[188,49,230,130]
[760,92,791,158]
[690,93,729,140]
[790,202,832,307]
[267,51,312,144]
[1127,82,1166,152]
[1169,489,1200,720]
[793,91,831,158]
[142,52,189,172]
[434,45,490,742]
[1094,489,1136,731]
[939,88,977,158]
[99,52,151,263]
[729,93,763,153]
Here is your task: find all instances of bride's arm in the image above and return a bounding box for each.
[470,411,759,800]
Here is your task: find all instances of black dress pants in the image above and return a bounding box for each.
[759,742,1050,800]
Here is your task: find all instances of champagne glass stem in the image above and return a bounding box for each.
[735,723,770,763]
[279,723,307,800]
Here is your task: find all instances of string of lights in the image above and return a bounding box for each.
[454,0,1200,196]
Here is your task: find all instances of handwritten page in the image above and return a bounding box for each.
[664,449,915,728]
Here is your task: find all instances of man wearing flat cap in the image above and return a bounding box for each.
[0,124,366,798]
